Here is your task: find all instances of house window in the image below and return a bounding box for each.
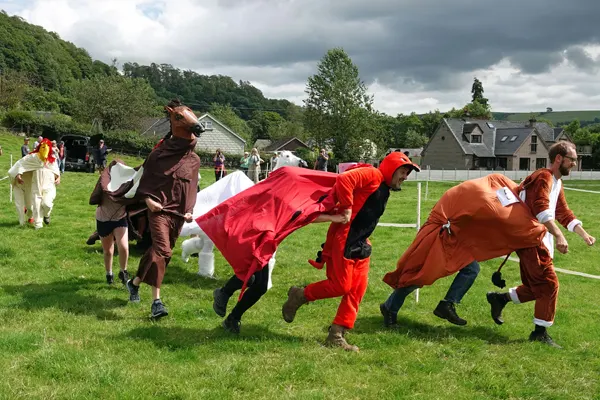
[497,157,508,169]
[500,136,508,142]
[530,135,537,153]
[487,122,495,128]
[519,158,530,170]
[510,136,518,142]
[471,134,482,143]
[536,158,547,169]
[201,121,213,130]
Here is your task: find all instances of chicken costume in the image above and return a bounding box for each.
[8,139,59,228]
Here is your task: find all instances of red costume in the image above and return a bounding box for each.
[196,166,339,296]
[302,152,419,330]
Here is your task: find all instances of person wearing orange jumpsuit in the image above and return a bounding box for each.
[487,141,595,348]
[282,151,420,351]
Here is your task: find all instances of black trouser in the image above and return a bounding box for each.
[222,266,269,320]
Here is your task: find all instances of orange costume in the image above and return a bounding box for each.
[282,152,420,350]
[510,169,580,326]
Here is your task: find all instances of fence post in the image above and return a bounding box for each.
[442,168,444,181]
[454,168,457,181]
[415,181,422,303]
[9,154,13,203]
[428,165,431,182]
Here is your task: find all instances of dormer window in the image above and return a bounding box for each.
[201,121,213,130]
[471,134,482,143]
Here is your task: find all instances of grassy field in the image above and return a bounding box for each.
[493,111,600,125]
[0,133,599,399]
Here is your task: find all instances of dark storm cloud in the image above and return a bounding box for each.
[200,0,600,87]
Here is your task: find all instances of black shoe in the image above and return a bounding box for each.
[213,288,229,318]
[529,330,562,349]
[126,279,140,303]
[106,274,114,285]
[433,300,467,326]
[486,292,508,325]
[86,232,100,246]
[151,300,168,320]
[380,303,398,328]
[118,270,129,285]
[43,216,50,225]
[222,314,241,334]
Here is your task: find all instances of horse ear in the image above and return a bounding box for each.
[164,106,174,114]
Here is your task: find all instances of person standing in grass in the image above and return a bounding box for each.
[91,188,130,285]
[281,151,420,352]
[487,141,595,348]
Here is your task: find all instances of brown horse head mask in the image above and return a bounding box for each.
[165,102,204,140]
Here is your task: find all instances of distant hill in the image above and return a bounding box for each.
[492,111,600,126]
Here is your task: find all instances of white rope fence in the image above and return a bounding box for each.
[377,182,422,302]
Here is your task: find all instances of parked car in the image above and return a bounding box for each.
[58,134,95,173]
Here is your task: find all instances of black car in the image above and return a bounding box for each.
[59,134,95,173]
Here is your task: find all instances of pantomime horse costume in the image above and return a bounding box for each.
[89,100,202,319]
[9,138,60,229]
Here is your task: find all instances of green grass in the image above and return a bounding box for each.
[493,110,600,125]
[0,132,600,399]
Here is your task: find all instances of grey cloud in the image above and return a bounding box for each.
[564,46,598,71]
[190,0,600,89]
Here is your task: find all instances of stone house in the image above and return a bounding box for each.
[421,118,575,171]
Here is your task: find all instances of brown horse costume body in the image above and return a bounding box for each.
[90,100,202,317]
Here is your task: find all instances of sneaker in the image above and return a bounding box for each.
[118,270,129,285]
[529,329,562,349]
[126,279,140,303]
[151,300,168,320]
[222,314,241,334]
[380,303,398,328]
[433,300,467,326]
[86,231,100,246]
[212,288,229,318]
[486,292,508,325]
[43,216,50,225]
[106,274,114,285]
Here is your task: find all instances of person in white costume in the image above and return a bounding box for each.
[9,138,60,229]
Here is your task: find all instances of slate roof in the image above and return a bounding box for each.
[263,137,309,152]
[494,128,534,156]
[442,118,560,157]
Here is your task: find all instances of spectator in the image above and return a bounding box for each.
[94,140,111,173]
[57,141,67,174]
[314,148,329,171]
[247,148,263,183]
[213,149,226,181]
[33,136,43,150]
[51,140,59,161]
[21,137,30,158]
[239,152,250,174]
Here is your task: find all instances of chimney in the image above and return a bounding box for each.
[528,117,537,127]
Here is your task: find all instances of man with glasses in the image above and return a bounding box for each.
[487,141,595,348]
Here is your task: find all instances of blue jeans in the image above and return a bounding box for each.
[384,261,480,314]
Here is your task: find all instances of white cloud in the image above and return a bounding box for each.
[7,0,600,115]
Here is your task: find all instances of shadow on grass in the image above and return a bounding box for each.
[124,324,302,350]
[355,315,517,345]
[162,264,230,289]
[2,277,128,321]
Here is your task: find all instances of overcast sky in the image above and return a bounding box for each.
[2,0,600,115]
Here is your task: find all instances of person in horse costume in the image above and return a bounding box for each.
[9,138,60,228]
[123,99,202,319]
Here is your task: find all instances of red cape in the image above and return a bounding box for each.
[196,167,338,296]
[383,174,546,289]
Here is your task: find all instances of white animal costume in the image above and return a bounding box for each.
[9,142,59,229]
[180,171,254,278]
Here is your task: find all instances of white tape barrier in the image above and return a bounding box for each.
[563,186,600,194]
[506,256,600,280]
